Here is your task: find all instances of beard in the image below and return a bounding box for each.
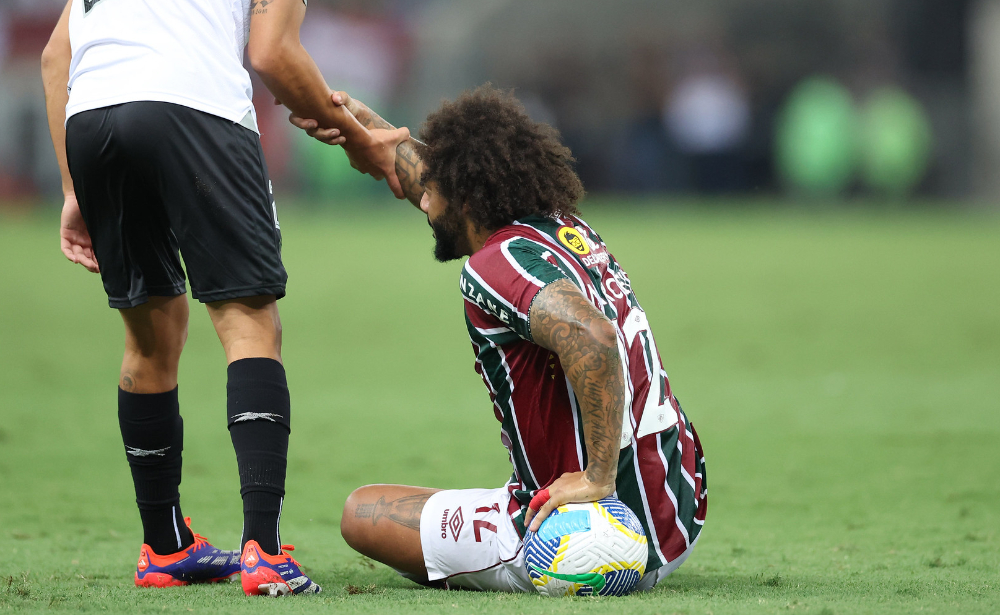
[430,204,467,262]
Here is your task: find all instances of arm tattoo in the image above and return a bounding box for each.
[394,140,424,208]
[250,0,272,15]
[353,494,431,531]
[529,279,624,487]
[349,100,425,207]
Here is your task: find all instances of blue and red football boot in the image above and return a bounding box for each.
[134,518,240,587]
[240,540,321,596]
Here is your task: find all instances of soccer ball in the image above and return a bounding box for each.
[523,498,648,597]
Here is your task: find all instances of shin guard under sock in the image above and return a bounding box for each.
[226,358,290,555]
[118,387,193,555]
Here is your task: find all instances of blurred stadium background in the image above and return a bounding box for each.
[2,0,1000,203]
[2,2,999,611]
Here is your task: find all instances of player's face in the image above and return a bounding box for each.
[424,181,469,262]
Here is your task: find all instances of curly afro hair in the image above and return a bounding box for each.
[417,85,584,231]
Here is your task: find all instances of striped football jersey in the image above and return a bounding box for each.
[461,214,708,573]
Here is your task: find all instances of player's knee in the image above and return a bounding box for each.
[208,297,282,362]
[342,485,383,551]
[341,487,366,549]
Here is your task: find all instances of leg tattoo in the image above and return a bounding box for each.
[354,494,432,531]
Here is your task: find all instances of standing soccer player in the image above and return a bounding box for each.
[40,0,409,597]
[293,87,708,592]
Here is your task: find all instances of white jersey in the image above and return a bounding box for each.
[66,0,257,132]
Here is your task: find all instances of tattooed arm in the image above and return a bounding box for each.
[523,279,625,531]
[289,92,425,208]
[338,94,425,208]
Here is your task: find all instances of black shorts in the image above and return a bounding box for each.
[66,101,287,309]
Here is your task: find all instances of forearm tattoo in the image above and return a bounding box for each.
[354,494,431,531]
[350,101,425,207]
[394,140,424,207]
[530,279,625,486]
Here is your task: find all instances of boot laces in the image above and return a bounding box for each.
[183,517,211,550]
[280,544,302,567]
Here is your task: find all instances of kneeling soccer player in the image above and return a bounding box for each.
[298,86,708,592]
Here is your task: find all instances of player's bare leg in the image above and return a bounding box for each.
[341,485,441,577]
[119,295,189,394]
[118,295,189,552]
[118,295,241,586]
[206,295,282,364]
[207,296,319,595]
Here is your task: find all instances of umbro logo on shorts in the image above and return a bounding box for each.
[439,507,464,541]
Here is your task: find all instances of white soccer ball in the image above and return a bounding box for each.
[523,498,648,597]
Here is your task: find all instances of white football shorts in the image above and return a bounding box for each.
[405,487,698,593]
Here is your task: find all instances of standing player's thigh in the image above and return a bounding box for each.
[417,487,533,593]
[66,106,187,309]
[116,102,287,304]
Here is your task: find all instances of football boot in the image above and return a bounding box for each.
[240,540,321,596]
[134,518,240,587]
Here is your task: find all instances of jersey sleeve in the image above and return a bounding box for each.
[461,237,571,341]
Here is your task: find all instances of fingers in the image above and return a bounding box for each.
[71,243,100,272]
[390,126,410,144]
[524,489,550,531]
[61,233,100,273]
[60,238,76,264]
[288,114,317,130]
[288,115,346,145]
[331,91,355,113]
[78,248,100,273]
[309,127,344,145]
[62,242,100,273]
[529,496,561,533]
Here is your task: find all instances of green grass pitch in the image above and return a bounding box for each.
[1,201,998,614]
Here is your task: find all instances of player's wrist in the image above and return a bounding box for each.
[583,468,616,494]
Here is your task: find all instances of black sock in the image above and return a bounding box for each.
[227,358,290,556]
[118,387,193,555]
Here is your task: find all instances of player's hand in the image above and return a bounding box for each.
[59,193,99,273]
[524,471,615,533]
[328,91,411,199]
[287,114,346,146]
[287,91,410,198]
[347,126,410,198]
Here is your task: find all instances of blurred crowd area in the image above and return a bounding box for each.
[2,0,996,204]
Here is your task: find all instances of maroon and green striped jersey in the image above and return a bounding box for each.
[461,214,708,573]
